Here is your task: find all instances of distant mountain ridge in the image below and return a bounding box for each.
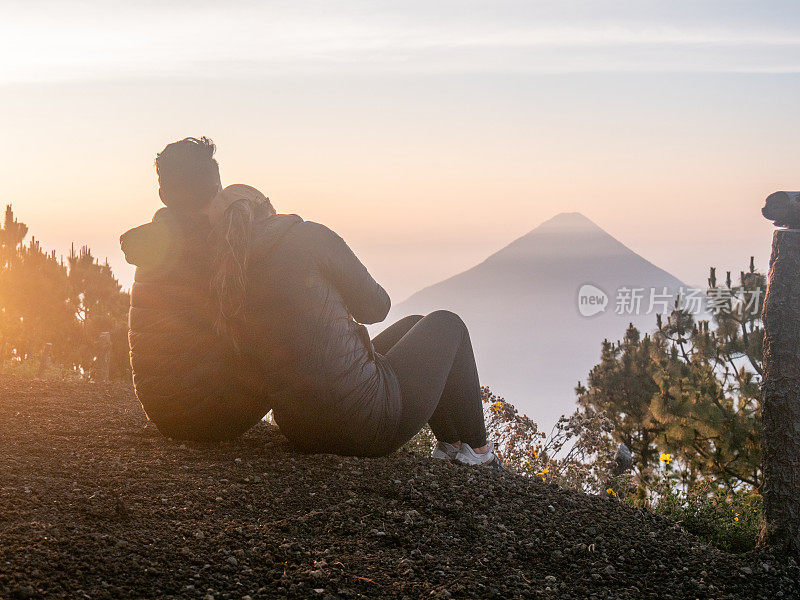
[382,212,686,429]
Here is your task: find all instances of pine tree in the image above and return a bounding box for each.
[0,205,130,378]
[576,325,664,500]
[576,259,765,499]
[0,208,72,364]
[66,245,130,378]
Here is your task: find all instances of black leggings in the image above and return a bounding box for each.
[374,311,488,452]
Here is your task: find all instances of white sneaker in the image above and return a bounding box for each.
[454,442,505,470]
[431,441,459,461]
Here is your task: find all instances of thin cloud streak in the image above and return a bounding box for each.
[3,2,800,83]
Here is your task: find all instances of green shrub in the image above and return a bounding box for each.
[1,356,82,381]
[402,425,436,456]
[650,482,761,553]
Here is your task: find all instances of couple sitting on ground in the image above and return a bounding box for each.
[121,137,501,469]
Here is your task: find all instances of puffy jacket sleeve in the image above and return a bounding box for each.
[312,223,391,324]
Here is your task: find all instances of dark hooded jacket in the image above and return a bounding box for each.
[121,204,400,454]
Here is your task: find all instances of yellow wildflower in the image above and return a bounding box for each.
[659,453,672,465]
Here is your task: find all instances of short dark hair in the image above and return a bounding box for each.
[156,137,221,210]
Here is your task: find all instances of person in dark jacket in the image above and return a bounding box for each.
[121,137,500,467]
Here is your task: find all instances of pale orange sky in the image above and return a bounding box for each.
[2,1,797,299]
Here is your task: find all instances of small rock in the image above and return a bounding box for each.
[404,510,420,523]
[547,505,555,513]
[13,585,36,599]
[227,556,239,566]
[195,531,205,540]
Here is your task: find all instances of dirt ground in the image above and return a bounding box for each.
[1,377,798,599]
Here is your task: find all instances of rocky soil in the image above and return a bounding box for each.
[1,377,798,599]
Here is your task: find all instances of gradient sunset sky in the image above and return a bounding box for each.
[2,0,799,299]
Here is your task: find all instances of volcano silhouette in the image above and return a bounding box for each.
[384,212,686,429]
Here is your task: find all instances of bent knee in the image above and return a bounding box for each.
[425,309,467,330]
[398,314,424,325]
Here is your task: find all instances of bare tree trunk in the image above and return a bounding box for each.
[760,228,800,554]
[38,343,53,378]
[95,332,112,382]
